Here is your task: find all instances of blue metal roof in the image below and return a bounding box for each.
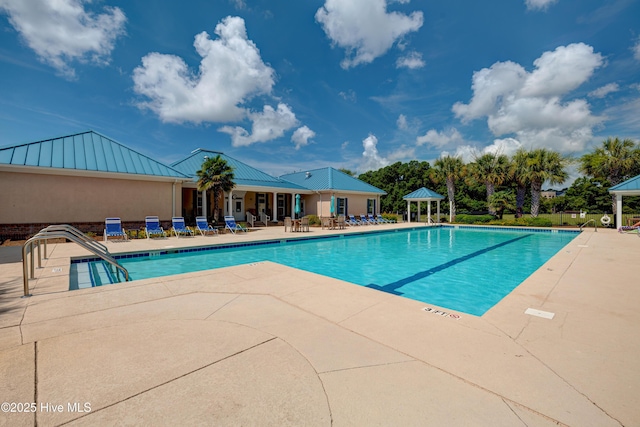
[0,131,189,179]
[280,167,386,194]
[171,149,308,191]
[403,187,445,200]
[609,175,640,192]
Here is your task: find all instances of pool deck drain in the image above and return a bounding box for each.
[1,223,638,426]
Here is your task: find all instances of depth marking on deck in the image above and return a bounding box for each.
[525,308,555,319]
[423,307,461,320]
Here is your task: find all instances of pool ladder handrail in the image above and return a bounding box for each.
[21,224,129,297]
[579,219,597,232]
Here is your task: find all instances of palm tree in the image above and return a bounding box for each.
[579,137,640,215]
[488,190,516,219]
[525,148,570,217]
[468,152,509,215]
[432,155,465,222]
[196,155,235,223]
[509,149,530,218]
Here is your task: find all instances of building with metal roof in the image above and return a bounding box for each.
[0,131,188,179]
[0,131,191,238]
[171,148,311,224]
[0,132,387,238]
[280,167,386,219]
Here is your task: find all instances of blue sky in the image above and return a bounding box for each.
[1,0,639,178]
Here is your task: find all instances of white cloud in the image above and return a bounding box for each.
[219,103,299,147]
[441,138,521,163]
[133,16,274,124]
[416,128,464,148]
[396,51,425,69]
[0,0,126,79]
[588,83,620,98]
[452,43,604,153]
[339,89,357,102]
[291,126,316,150]
[483,138,522,157]
[387,145,416,162]
[315,0,423,69]
[633,36,640,61]
[360,134,389,172]
[525,0,558,11]
[396,114,408,130]
[230,0,246,9]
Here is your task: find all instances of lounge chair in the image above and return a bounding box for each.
[145,216,167,239]
[367,214,380,224]
[195,216,218,236]
[347,215,361,226]
[104,217,128,242]
[375,215,390,224]
[225,216,248,234]
[171,217,194,238]
[360,214,374,225]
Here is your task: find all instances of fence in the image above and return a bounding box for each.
[414,212,640,228]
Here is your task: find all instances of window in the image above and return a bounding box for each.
[337,197,347,215]
[367,199,376,214]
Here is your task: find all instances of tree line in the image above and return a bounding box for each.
[358,137,640,221]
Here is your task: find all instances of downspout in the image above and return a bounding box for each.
[316,191,322,217]
[172,180,177,217]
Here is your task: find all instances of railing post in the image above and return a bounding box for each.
[30,243,35,278]
[37,240,42,269]
[22,243,31,297]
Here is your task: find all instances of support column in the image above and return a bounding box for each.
[427,201,432,224]
[202,190,207,218]
[273,191,278,221]
[407,200,411,223]
[437,201,441,223]
[228,189,233,217]
[616,193,623,228]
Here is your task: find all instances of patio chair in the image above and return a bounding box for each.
[104,217,128,242]
[225,216,248,234]
[145,216,167,239]
[367,214,379,224]
[284,217,292,232]
[301,216,310,232]
[171,217,194,238]
[337,215,346,229]
[195,216,218,236]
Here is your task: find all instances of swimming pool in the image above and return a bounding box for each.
[71,226,578,316]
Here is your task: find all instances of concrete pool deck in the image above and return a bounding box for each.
[0,223,638,426]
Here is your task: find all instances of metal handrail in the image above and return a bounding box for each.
[22,225,129,297]
[38,224,110,259]
[579,219,597,232]
[246,212,256,227]
[259,212,270,227]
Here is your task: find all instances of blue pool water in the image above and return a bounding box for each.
[73,226,578,316]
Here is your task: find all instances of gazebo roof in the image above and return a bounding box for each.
[609,174,640,194]
[403,187,444,201]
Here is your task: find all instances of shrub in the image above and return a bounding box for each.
[455,214,494,224]
[485,217,552,227]
[307,215,321,226]
[381,213,399,222]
